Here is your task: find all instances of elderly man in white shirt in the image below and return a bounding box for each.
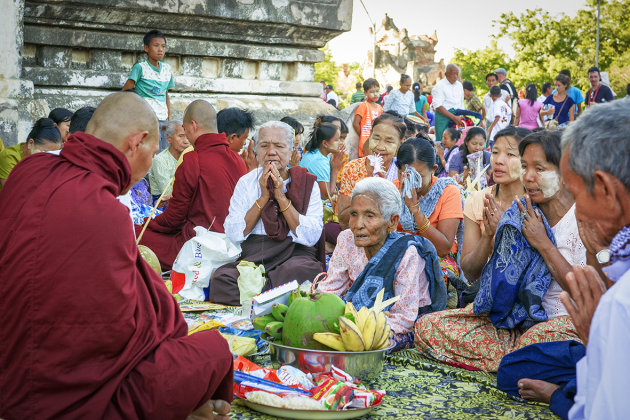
[497,101,630,420]
[432,64,465,142]
[209,120,324,305]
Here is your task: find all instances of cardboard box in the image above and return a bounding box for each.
[249,280,299,319]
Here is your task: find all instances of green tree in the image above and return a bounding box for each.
[494,1,630,95]
[314,44,337,87]
[453,41,511,97]
[452,1,630,97]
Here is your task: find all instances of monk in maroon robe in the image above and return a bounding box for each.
[136,100,247,271]
[0,93,233,419]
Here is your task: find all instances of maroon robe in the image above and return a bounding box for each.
[0,132,233,419]
[137,132,246,270]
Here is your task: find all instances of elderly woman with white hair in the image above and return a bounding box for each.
[319,177,446,351]
[209,121,324,305]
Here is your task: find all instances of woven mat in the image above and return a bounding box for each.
[184,307,558,419]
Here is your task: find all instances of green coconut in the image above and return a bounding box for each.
[138,245,162,275]
[282,292,346,350]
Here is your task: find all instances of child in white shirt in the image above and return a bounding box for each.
[487,85,512,146]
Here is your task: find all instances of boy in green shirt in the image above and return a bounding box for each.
[350,82,365,104]
[123,30,174,151]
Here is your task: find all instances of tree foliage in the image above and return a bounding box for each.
[314,45,338,87]
[454,0,630,97]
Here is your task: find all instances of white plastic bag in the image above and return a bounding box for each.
[171,226,241,301]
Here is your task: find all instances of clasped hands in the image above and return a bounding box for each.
[258,162,288,204]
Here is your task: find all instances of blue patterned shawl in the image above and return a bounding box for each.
[400,177,465,265]
[343,232,446,315]
[473,199,556,329]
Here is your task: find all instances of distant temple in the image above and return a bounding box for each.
[367,14,445,90]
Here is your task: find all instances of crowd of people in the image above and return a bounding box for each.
[1,28,629,419]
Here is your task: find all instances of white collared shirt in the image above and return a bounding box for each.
[569,267,630,419]
[223,168,323,247]
[431,78,464,111]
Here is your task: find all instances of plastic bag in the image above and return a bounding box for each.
[171,226,242,301]
[237,261,266,305]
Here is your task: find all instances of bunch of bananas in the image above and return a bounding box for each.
[312,289,399,352]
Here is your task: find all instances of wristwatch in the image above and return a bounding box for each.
[596,249,611,265]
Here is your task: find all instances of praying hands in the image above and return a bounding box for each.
[560,266,607,346]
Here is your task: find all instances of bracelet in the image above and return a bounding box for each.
[409,201,420,209]
[279,199,292,213]
[254,199,262,210]
[417,217,431,234]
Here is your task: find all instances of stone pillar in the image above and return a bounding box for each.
[0,0,35,146]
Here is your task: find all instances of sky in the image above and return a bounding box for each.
[329,0,589,65]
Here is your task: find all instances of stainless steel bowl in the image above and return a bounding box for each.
[263,338,392,382]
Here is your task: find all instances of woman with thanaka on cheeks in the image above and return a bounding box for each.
[337,113,406,229]
[414,130,586,372]
[460,126,531,284]
[396,137,464,305]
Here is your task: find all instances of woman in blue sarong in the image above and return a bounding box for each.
[414,130,587,372]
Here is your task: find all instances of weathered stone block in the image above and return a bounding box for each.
[90,50,122,72]
[22,44,37,66]
[258,62,282,81]
[202,58,220,78]
[296,63,315,82]
[37,46,71,68]
[222,59,244,79]
[181,56,202,76]
[121,53,135,70]
[164,56,180,75]
[281,63,297,81]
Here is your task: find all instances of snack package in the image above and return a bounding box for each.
[278,365,316,390]
[310,375,354,410]
[186,314,224,335]
[235,360,384,411]
[220,334,257,356]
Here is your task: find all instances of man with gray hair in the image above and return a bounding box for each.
[494,67,518,117]
[137,100,247,270]
[497,100,630,419]
[210,120,324,305]
[148,119,190,201]
[431,63,464,142]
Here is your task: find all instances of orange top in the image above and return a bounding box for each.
[339,157,399,197]
[400,176,463,254]
[355,102,383,158]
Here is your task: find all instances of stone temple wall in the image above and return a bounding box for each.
[0,0,352,146]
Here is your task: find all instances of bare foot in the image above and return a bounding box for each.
[517,378,560,403]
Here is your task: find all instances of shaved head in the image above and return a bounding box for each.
[86,92,159,193]
[86,92,158,146]
[183,100,217,133]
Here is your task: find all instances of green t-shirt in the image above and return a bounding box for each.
[0,143,25,185]
[128,59,175,120]
[350,90,365,104]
